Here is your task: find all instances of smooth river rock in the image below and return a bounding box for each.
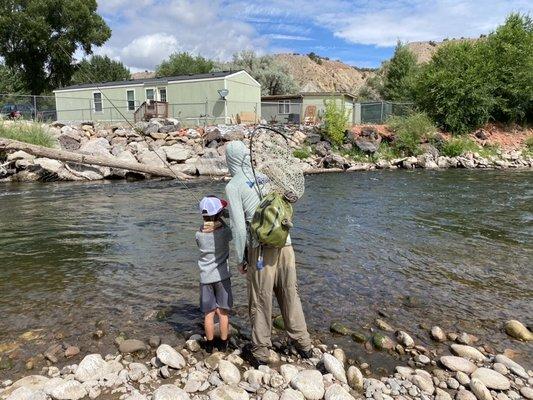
[470,378,492,400]
[504,320,533,341]
[440,356,478,374]
[74,354,109,382]
[324,384,355,400]
[153,384,190,400]
[218,360,241,385]
[456,389,478,400]
[119,339,147,354]
[280,364,300,383]
[291,370,325,400]
[323,353,347,383]
[156,344,186,369]
[396,331,415,348]
[431,326,447,342]
[493,355,527,378]
[471,368,510,390]
[412,374,435,394]
[346,366,363,391]
[48,380,87,400]
[209,385,249,400]
[2,376,50,398]
[6,387,48,400]
[451,344,487,362]
[520,387,533,400]
[280,388,305,400]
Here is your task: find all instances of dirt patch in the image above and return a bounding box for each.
[472,123,532,150]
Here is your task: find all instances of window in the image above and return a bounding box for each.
[93,92,102,113]
[127,90,135,111]
[278,100,290,114]
[158,87,167,102]
[146,88,155,102]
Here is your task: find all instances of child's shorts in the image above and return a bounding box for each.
[200,278,233,313]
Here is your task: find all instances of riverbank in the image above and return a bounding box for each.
[1,316,531,400]
[0,120,531,183]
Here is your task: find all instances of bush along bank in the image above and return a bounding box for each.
[0,118,532,183]
[0,318,532,400]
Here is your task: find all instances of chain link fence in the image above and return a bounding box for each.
[360,101,413,124]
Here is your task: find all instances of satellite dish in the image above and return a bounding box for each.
[218,89,229,100]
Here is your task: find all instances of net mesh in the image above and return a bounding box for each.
[250,128,305,201]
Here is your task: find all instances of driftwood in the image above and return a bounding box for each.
[0,138,191,180]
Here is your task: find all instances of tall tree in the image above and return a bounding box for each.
[0,64,24,93]
[381,42,419,101]
[0,0,111,94]
[71,55,131,85]
[156,52,214,77]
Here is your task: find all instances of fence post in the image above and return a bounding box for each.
[89,100,93,122]
[380,101,384,123]
[33,95,37,121]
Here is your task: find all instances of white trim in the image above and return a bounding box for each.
[145,87,155,102]
[225,70,261,87]
[92,91,103,114]
[166,76,226,85]
[126,89,136,112]
[54,83,144,93]
[157,86,167,102]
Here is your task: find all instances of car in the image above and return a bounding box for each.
[0,103,36,120]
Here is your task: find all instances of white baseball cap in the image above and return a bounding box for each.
[199,196,228,216]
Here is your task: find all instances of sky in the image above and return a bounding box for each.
[93,0,532,72]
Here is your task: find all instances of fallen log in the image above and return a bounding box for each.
[0,138,191,180]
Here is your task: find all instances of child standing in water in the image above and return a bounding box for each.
[196,196,233,352]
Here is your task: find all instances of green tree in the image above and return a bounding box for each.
[71,55,131,84]
[323,98,349,146]
[0,64,24,93]
[381,42,419,101]
[156,52,214,77]
[222,51,299,95]
[0,0,111,94]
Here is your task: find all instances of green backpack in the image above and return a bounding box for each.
[251,192,294,248]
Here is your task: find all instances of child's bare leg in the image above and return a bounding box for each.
[216,308,229,340]
[204,310,216,340]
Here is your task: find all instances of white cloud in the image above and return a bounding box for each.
[121,34,180,70]
[265,34,312,41]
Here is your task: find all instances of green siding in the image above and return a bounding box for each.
[302,95,355,125]
[225,72,261,123]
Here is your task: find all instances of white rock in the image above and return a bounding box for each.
[243,370,264,386]
[332,349,346,365]
[78,138,111,157]
[456,372,471,385]
[218,360,240,385]
[137,148,166,168]
[48,380,87,400]
[346,366,363,391]
[493,355,526,377]
[209,385,249,400]
[281,388,305,400]
[156,344,186,369]
[153,384,190,400]
[396,331,415,348]
[451,345,487,362]
[395,366,414,379]
[431,326,446,342]
[128,362,149,382]
[185,339,201,352]
[323,353,347,383]
[123,392,148,400]
[263,390,280,400]
[440,356,477,374]
[492,363,508,376]
[291,370,325,400]
[469,378,492,400]
[163,144,193,162]
[520,387,533,400]
[280,364,300,383]
[74,354,110,382]
[435,388,453,400]
[456,389,478,400]
[324,384,355,400]
[471,369,510,390]
[412,375,435,394]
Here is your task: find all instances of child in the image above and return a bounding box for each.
[196,196,233,352]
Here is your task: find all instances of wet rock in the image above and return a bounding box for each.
[281,388,305,400]
[504,320,533,341]
[332,348,346,365]
[440,356,477,374]
[149,336,161,348]
[64,346,79,358]
[324,383,355,400]
[450,345,486,362]
[471,368,510,390]
[330,323,351,336]
[431,326,446,342]
[291,370,324,400]
[323,353,347,383]
[456,389,478,400]
[119,339,147,354]
[48,379,87,400]
[372,333,394,350]
[280,364,300,382]
[209,384,249,400]
[273,315,286,330]
[218,360,240,385]
[156,344,186,369]
[375,319,394,332]
[469,378,492,400]
[74,354,109,382]
[153,384,190,400]
[396,331,415,348]
[350,332,366,343]
[346,366,363,391]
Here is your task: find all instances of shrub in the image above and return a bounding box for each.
[0,122,56,147]
[439,137,479,157]
[524,136,533,155]
[381,42,419,101]
[293,147,310,160]
[387,112,436,156]
[323,99,349,146]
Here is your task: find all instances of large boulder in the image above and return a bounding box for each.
[78,138,111,157]
[1,376,50,398]
[137,149,167,168]
[74,354,110,382]
[194,156,228,176]
[47,379,87,400]
[218,360,240,385]
[58,134,81,151]
[163,144,193,162]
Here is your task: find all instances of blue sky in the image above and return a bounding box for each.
[93,0,532,72]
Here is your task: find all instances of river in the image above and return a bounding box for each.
[1,170,532,377]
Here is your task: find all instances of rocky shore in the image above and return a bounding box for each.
[1,120,532,183]
[1,318,531,400]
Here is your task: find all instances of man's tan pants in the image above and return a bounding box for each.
[247,244,312,361]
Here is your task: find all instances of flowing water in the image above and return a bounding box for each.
[1,170,532,377]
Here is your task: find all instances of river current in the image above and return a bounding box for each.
[1,170,532,376]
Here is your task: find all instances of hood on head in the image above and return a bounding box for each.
[225,141,252,176]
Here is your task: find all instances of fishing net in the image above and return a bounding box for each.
[250,127,305,202]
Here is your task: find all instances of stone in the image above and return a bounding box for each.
[323,353,347,383]
[469,378,492,400]
[291,370,325,400]
[163,144,193,162]
[6,387,48,400]
[149,336,161,348]
[415,355,431,365]
[420,143,440,158]
[153,384,190,400]
[74,354,110,382]
[456,390,478,400]
[185,339,201,352]
[493,355,526,377]
[396,331,415,348]
[324,384,355,400]
[372,333,394,350]
[346,366,363,391]
[128,362,149,382]
[273,315,285,330]
[355,138,379,153]
[436,388,453,400]
[243,369,264,386]
[119,339,147,354]
[520,387,533,400]
[431,327,446,342]
[375,319,394,332]
[281,364,300,383]
[156,344,186,369]
[205,352,225,369]
[451,345,486,362]
[218,360,240,384]
[64,346,79,358]
[137,148,167,168]
[48,379,87,400]
[492,363,508,376]
[209,385,249,400]
[281,388,305,400]
[471,369,510,390]
[440,356,477,374]
[263,390,280,400]
[332,349,346,365]
[412,375,435,394]
[78,138,111,157]
[504,320,533,341]
[194,156,228,176]
[159,125,180,134]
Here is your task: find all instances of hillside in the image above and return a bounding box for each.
[274,53,375,94]
[406,38,477,63]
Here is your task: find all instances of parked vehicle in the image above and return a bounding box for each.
[0,103,36,120]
